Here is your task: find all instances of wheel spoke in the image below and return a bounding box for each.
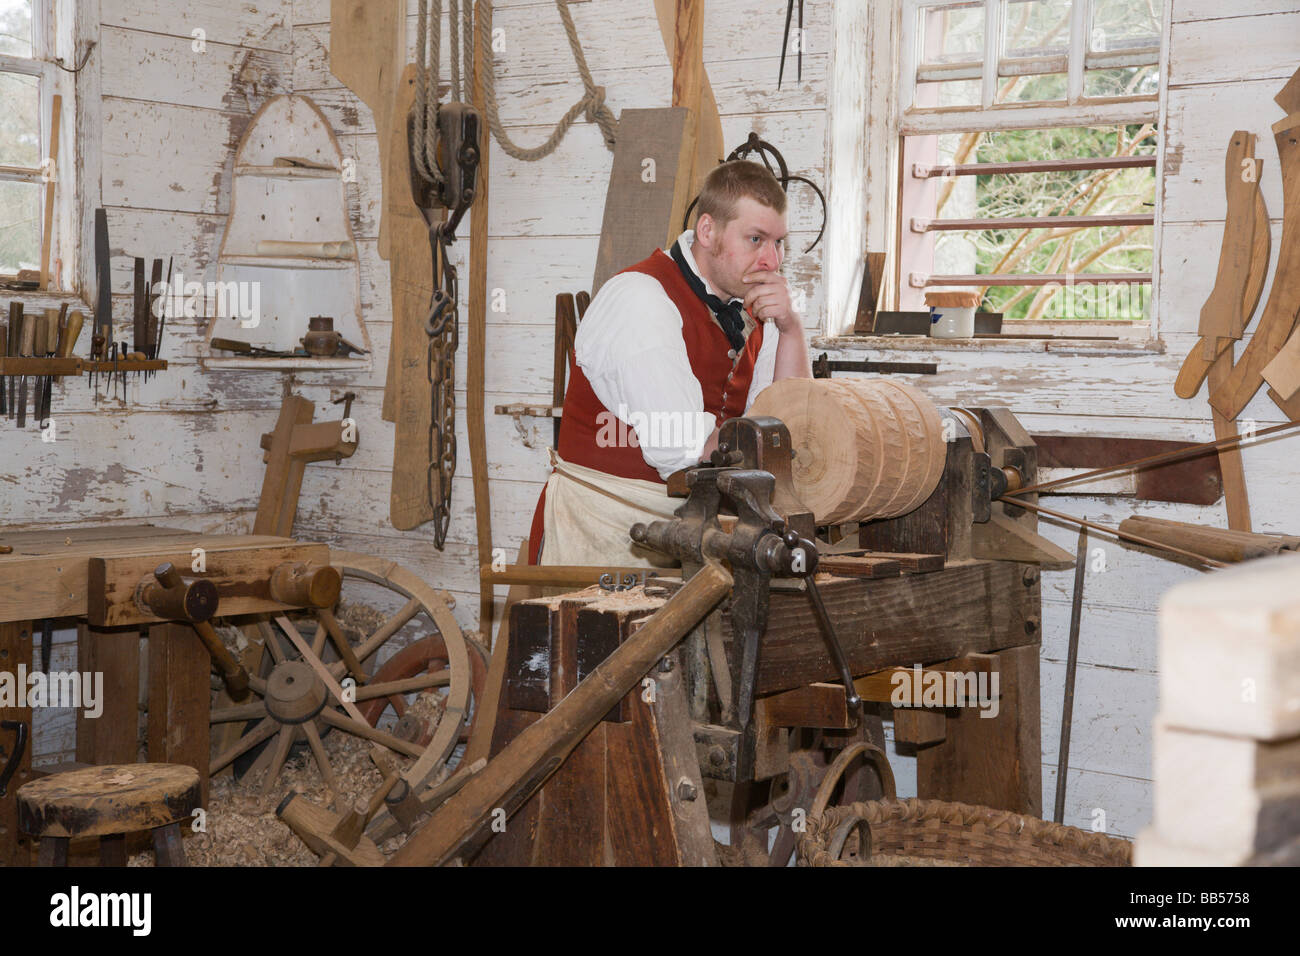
[318,607,368,684]
[211,701,268,723]
[257,619,286,664]
[318,708,424,759]
[210,716,278,774]
[302,719,341,806]
[353,671,450,701]
[260,725,297,795]
[354,597,422,663]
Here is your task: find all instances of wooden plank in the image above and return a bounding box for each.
[755,682,854,729]
[147,623,211,806]
[590,108,691,294]
[328,0,403,261]
[893,708,948,747]
[1197,133,1259,350]
[917,647,1042,815]
[86,542,330,627]
[728,562,1038,696]
[75,625,140,766]
[386,66,439,528]
[533,723,606,866]
[0,622,34,866]
[817,556,902,579]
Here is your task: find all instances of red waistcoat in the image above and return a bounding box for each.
[527,247,765,562]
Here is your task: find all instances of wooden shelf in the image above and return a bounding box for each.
[200,355,369,371]
[220,254,354,270]
[234,164,341,179]
[0,357,167,376]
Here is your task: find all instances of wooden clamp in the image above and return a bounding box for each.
[140,563,251,701]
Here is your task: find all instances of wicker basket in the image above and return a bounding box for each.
[797,798,1132,867]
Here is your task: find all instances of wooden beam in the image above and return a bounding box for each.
[471,0,495,639]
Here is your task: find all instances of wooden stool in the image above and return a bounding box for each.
[17,763,201,866]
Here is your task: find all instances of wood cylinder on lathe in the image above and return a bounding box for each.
[747,378,947,524]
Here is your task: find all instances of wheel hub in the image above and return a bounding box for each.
[265,660,328,724]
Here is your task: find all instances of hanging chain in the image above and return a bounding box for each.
[426,229,459,548]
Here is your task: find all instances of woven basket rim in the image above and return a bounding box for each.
[798,797,1133,867]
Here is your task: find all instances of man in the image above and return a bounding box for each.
[529,160,812,565]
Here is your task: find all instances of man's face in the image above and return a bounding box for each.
[693,197,787,302]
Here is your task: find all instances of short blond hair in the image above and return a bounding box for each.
[695,160,787,227]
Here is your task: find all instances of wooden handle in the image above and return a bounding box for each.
[387,561,732,866]
[191,618,251,700]
[270,562,342,608]
[140,562,219,622]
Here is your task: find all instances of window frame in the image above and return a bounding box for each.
[852,0,1170,343]
[0,0,79,293]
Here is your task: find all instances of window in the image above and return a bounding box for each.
[893,0,1162,328]
[0,0,74,288]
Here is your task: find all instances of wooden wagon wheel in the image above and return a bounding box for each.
[208,551,476,806]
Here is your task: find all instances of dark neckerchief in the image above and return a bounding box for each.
[669,240,748,355]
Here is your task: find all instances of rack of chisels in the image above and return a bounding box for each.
[0,255,170,426]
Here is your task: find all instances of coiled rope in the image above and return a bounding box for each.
[414,0,618,176]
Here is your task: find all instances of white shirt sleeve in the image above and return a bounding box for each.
[744,320,779,413]
[575,272,716,479]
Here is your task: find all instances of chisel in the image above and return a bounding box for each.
[0,315,6,418]
[6,303,19,418]
[18,308,35,427]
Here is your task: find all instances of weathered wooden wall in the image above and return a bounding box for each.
[820,0,1300,839]
[5,1,1296,842]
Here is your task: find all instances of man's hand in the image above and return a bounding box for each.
[742,270,800,333]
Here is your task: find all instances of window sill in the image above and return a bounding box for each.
[815,331,1164,357]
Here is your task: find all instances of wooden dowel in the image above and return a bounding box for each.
[999,497,1229,568]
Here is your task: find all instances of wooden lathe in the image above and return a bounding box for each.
[463,398,1065,867]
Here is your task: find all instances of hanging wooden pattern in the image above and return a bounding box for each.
[747,378,946,524]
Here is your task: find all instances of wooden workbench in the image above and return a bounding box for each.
[0,524,330,866]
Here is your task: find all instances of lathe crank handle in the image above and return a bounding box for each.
[802,571,862,712]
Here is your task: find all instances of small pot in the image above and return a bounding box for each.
[301,315,342,357]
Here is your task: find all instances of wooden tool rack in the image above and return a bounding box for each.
[0,525,331,866]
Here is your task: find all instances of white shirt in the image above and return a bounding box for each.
[574,231,779,479]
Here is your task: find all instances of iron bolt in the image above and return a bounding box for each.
[1022,568,1039,586]
[708,746,727,767]
[677,778,698,802]
[1025,618,1039,635]
[658,656,674,673]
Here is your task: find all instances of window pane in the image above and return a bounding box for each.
[1003,0,1073,58]
[0,179,41,274]
[1085,64,1159,98]
[916,79,982,109]
[0,71,40,167]
[0,0,33,58]
[1091,0,1161,52]
[995,72,1068,103]
[918,3,985,65]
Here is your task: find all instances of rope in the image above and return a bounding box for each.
[414,0,443,184]
[477,0,618,160]
[416,0,617,175]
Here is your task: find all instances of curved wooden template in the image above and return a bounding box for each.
[1212,124,1300,419]
[1197,134,1256,353]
